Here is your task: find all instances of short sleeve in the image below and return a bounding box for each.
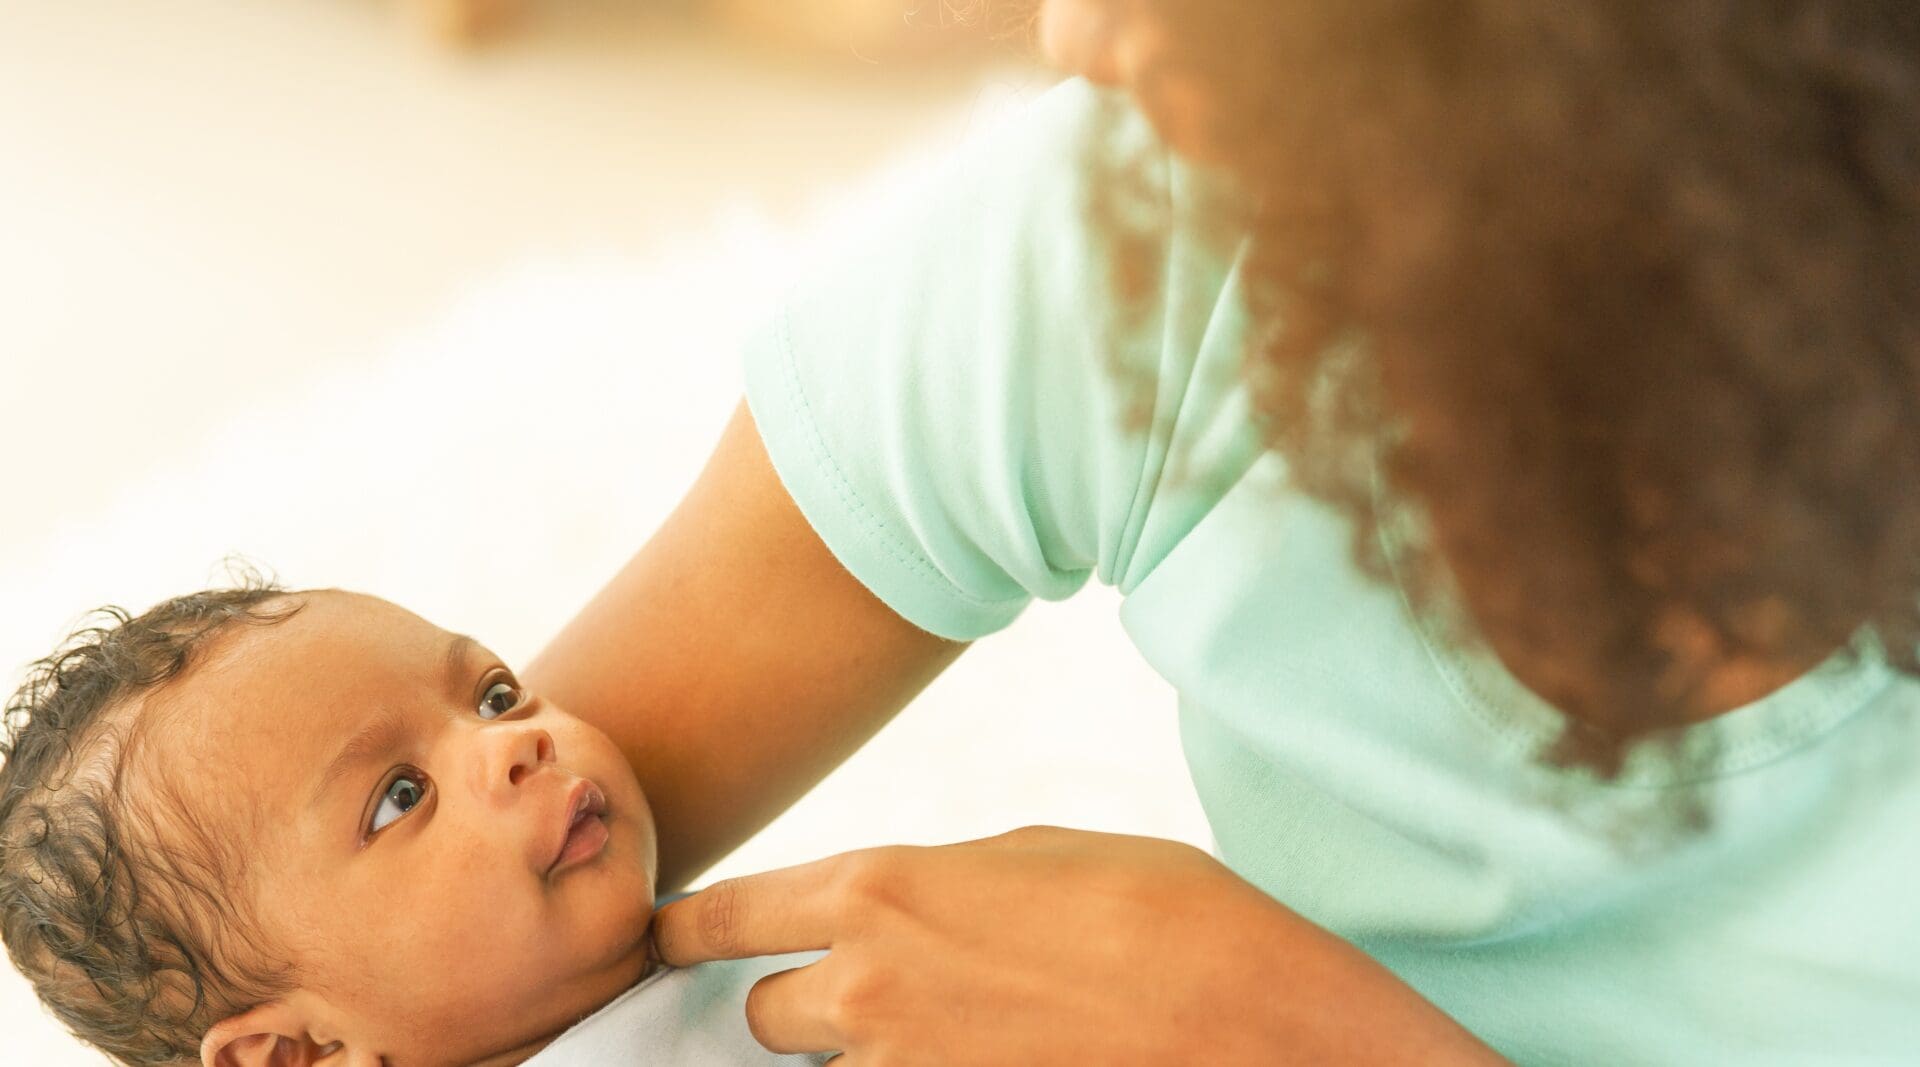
[743,78,1263,641]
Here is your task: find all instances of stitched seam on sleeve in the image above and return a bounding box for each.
[769,309,1028,613]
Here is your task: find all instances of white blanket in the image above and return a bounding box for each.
[523,953,833,1066]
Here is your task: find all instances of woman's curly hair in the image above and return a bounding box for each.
[0,569,306,1065]
[1026,0,1920,777]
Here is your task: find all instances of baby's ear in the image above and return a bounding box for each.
[200,1000,360,1067]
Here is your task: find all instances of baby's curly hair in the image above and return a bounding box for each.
[0,570,307,1065]
[1045,0,1920,777]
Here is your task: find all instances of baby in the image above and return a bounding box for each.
[0,581,825,1066]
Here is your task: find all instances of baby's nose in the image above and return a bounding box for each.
[482,723,556,796]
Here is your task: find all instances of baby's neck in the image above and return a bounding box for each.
[461,958,667,1067]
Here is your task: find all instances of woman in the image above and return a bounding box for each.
[524,2,1920,1062]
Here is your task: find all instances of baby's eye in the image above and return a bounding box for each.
[370,774,426,834]
[478,680,525,720]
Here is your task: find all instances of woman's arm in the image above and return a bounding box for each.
[521,399,966,892]
[531,413,1509,1062]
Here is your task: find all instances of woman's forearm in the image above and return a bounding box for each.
[522,401,965,890]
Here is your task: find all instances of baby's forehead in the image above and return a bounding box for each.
[131,591,450,802]
[177,589,442,700]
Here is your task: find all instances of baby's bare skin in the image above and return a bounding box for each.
[148,590,658,1067]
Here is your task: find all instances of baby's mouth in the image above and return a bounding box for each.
[544,779,610,878]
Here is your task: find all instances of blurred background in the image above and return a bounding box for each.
[0,1,1209,1059]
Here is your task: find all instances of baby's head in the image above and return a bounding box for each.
[0,580,658,1066]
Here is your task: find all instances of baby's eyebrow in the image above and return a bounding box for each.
[305,632,482,813]
[309,703,412,813]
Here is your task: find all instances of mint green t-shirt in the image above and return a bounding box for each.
[741,78,1920,1065]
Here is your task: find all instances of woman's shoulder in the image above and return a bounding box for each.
[741,76,1264,638]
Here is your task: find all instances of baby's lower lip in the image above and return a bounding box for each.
[549,813,610,877]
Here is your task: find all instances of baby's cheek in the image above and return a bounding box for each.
[408,836,548,948]
[300,842,501,967]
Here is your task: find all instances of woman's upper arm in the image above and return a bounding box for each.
[521,399,965,891]
[524,79,1254,891]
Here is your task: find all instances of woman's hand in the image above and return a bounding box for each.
[650,825,1510,1065]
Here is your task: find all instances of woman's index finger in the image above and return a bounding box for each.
[649,855,843,967]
